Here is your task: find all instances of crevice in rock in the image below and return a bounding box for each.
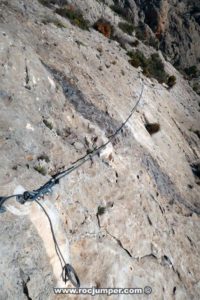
[139,253,183,283]
[173,286,176,295]
[22,277,32,300]
[159,205,165,214]
[106,230,132,258]
[142,153,200,215]
[161,255,183,283]
[146,214,153,226]
[138,253,158,261]
[176,270,182,281]
[171,117,199,159]
[25,60,31,90]
[25,65,29,85]
[190,162,200,179]
[96,213,100,228]
[149,194,174,235]
[186,235,194,247]
[41,61,130,139]
[161,255,173,267]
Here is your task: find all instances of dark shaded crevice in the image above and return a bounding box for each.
[176,270,182,281]
[96,213,100,228]
[22,277,32,300]
[140,252,183,283]
[161,255,173,267]
[105,229,183,285]
[191,163,200,179]
[162,255,183,283]
[171,117,199,160]
[139,253,157,261]
[25,60,31,90]
[41,61,128,138]
[146,214,152,226]
[186,235,194,247]
[149,194,175,235]
[142,154,200,215]
[159,204,165,214]
[25,65,29,85]
[173,286,176,295]
[106,230,132,258]
[117,239,132,257]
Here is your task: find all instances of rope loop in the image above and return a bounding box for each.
[62,264,80,288]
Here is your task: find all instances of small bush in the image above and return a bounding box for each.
[37,154,50,163]
[148,36,159,49]
[167,75,176,88]
[135,25,146,41]
[135,23,159,49]
[110,4,126,18]
[145,123,160,135]
[193,83,200,95]
[38,0,68,7]
[118,22,134,36]
[110,34,126,49]
[129,40,139,47]
[93,18,112,38]
[42,17,66,28]
[128,51,168,83]
[184,65,198,78]
[146,53,168,83]
[127,50,148,69]
[38,0,53,7]
[55,6,89,30]
[34,165,47,176]
[53,19,66,28]
[97,206,106,215]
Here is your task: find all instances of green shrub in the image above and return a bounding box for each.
[193,83,200,95]
[38,0,68,7]
[118,21,134,35]
[110,34,126,49]
[146,53,168,83]
[38,0,52,7]
[130,40,140,47]
[55,6,89,30]
[128,51,168,83]
[135,25,146,41]
[34,165,47,176]
[110,4,125,17]
[42,17,66,28]
[148,36,159,49]
[53,19,66,28]
[135,24,159,49]
[127,50,148,69]
[167,75,176,88]
[184,65,198,78]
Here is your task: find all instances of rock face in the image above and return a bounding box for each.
[0,0,200,299]
[113,0,200,71]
